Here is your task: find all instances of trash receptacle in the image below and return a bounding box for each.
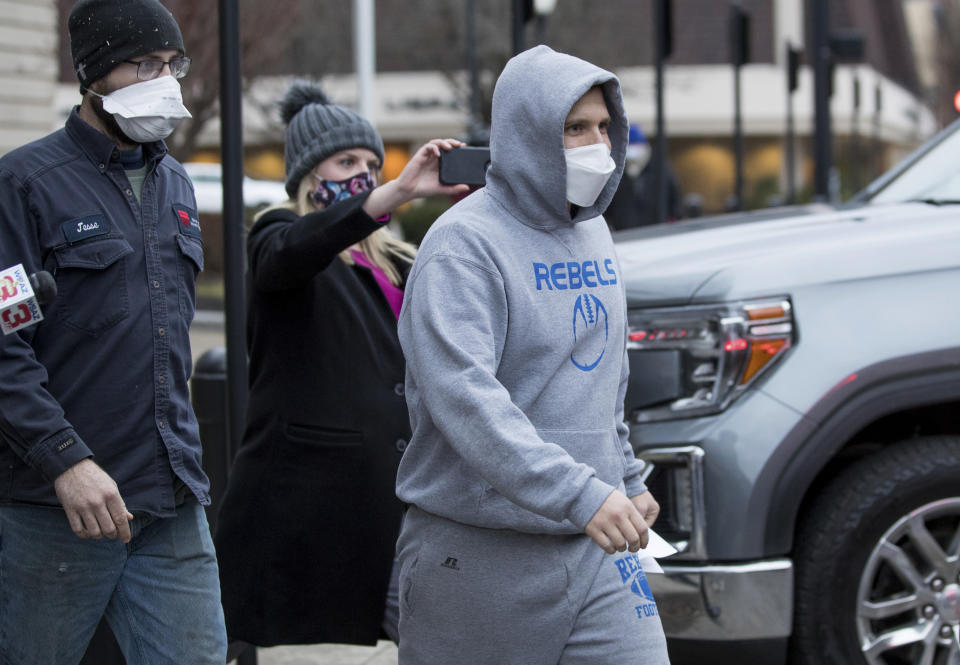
[192,346,230,531]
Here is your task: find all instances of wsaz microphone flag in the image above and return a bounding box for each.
[0,264,55,335]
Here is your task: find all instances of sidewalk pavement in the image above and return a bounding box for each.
[191,314,399,664]
[254,642,397,665]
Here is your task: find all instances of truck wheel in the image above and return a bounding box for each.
[790,436,960,665]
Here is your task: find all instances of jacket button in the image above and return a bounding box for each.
[394,383,405,397]
[395,439,407,452]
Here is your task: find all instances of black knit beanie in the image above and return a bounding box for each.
[280,80,385,198]
[69,0,184,88]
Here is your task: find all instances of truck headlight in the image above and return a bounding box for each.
[626,298,793,422]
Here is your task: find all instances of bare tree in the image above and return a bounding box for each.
[432,1,511,131]
[162,0,301,160]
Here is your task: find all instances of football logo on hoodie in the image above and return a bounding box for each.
[570,293,608,371]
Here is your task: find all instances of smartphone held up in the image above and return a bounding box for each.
[439,146,491,186]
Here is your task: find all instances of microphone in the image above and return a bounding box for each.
[0,264,57,335]
[30,270,57,305]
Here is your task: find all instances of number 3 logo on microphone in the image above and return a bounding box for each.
[2,304,33,329]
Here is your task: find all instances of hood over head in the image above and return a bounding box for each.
[485,45,628,229]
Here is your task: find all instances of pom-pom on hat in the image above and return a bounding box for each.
[69,0,184,88]
[280,80,385,198]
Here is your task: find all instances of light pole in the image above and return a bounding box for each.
[730,1,749,211]
[811,0,832,201]
[353,0,376,122]
[785,44,801,204]
[218,0,247,489]
[654,0,672,224]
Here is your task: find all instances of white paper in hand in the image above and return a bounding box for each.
[635,528,678,574]
[635,551,663,573]
[645,528,678,558]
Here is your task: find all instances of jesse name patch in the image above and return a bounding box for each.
[62,215,109,244]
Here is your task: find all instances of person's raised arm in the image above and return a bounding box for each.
[362,138,469,219]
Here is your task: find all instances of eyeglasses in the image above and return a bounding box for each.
[124,56,192,81]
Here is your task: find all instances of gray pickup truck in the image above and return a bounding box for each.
[615,119,960,665]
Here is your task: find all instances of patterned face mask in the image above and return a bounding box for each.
[310,171,375,208]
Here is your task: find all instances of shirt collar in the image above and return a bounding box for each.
[65,106,168,171]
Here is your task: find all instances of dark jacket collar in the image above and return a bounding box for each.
[64,106,168,171]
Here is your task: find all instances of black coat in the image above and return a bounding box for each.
[604,158,682,230]
[214,192,410,646]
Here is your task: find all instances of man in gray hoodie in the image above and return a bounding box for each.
[396,45,670,664]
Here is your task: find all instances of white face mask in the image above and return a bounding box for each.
[565,143,616,207]
[93,76,192,143]
[625,143,651,177]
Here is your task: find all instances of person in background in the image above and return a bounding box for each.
[394,46,670,665]
[213,81,468,649]
[605,122,682,230]
[0,1,227,663]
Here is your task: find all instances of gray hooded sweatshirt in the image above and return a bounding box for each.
[397,45,647,535]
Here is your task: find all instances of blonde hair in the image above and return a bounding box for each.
[253,170,417,286]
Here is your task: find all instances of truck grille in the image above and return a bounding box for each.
[637,445,706,559]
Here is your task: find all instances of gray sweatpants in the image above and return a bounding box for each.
[397,506,671,665]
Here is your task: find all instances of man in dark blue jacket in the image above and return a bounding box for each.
[0,1,226,663]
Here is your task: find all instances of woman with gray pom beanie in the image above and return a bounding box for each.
[213,81,468,648]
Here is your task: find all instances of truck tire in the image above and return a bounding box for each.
[790,436,960,665]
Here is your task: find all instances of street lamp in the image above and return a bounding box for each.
[512,0,556,54]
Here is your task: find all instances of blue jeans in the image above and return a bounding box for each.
[0,499,227,665]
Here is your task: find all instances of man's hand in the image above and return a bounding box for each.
[584,490,649,554]
[630,490,660,529]
[53,459,134,543]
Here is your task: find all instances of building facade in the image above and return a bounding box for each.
[1,0,58,156]
[31,0,946,215]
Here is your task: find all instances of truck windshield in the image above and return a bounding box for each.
[861,119,960,205]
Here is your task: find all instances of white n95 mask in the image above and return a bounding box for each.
[94,76,192,143]
[564,143,616,207]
